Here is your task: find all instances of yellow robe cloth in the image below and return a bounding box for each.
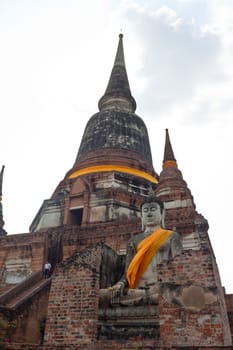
[126,228,172,288]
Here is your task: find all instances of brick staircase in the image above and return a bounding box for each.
[0,271,51,309]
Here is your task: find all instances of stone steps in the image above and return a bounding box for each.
[6,278,50,308]
[0,272,51,310]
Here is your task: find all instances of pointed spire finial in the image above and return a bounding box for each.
[0,165,7,235]
[0,165,5,199]
[113,32,125,67]
[98,34,136,112]
[163,129,177,169]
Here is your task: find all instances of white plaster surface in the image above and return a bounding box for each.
[164,199,193,209]
[182,232,201,250]
[4,257,32,284]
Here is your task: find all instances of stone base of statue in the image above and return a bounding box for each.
[98,303,159,340]
[98,288,159,340]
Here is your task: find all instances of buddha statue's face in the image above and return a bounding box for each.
[141,202,162,227]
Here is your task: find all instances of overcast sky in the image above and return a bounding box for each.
[0,0,233,293]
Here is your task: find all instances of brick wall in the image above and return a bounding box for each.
[43,245,101,347]
[4,343,233,349]
[157,248,231,346]
[1,220,233,347]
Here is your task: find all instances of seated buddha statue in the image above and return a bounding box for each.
[99,195,183,306]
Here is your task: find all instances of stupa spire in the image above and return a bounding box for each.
[0,165,7,235]
[113,33,125,66]
[163,128,177,169]
[98,34,136,113]
[156,130,201,233]
[0,165,4,198]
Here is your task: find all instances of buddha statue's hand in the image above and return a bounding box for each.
[109,280,126,303]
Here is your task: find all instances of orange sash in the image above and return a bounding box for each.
[126,228,172,288]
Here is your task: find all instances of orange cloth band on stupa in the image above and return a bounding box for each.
[163,160,177,169]
[126,228,172,288]
[68,165,158,184]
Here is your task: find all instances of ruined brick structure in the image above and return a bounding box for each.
[0,34,233,349]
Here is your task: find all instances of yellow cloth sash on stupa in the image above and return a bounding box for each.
[126,228,172,288]
[68,164,158,184]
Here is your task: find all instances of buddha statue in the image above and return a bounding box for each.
[99,195,183,306]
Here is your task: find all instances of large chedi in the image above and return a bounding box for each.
[0,34,232,350]
[30,34,158,233]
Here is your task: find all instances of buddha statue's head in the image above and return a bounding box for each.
[141,195,164,229]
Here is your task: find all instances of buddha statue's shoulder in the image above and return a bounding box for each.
[168,231,183,256]
[136,231,149,240]
[129,231,149,247]
[169,230,181,240]
[169,231,182,242]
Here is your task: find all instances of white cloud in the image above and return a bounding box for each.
[123,5,223,121]
[154,6,177,20]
